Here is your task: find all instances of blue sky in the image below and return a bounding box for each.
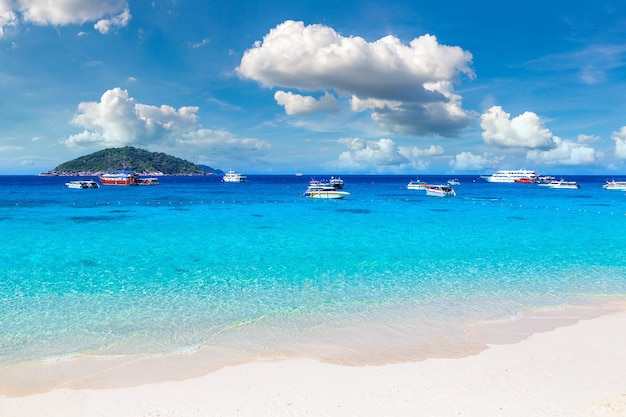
[1,0,626,175]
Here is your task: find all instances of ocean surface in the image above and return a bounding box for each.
[1,174,626,384]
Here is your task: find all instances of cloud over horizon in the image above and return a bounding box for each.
[449,151,501,171]
[526,136,598,165]
[480,106,554,149]
[63,88,270,163]
[479,106,600,167]
[612,127,626,159]
[335,137,444,172]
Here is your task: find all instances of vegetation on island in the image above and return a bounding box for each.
[43,147,220,176]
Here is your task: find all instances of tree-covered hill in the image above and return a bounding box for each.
[46,147,218,175]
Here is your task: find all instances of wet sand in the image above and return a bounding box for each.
[1,306,625,416]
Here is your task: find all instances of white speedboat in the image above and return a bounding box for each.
[303,184,350,199]
[65,180,100,189]
[538,179,580,189]
[426,184,456,197]
[447,178,460,186]
[484,169,539,183]
[602,180,626,190]
[407,179,428,190]
[222,170,247,182]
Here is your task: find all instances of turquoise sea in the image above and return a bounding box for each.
[1,174,626,387]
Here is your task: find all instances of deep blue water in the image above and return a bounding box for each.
[1,174,625,369]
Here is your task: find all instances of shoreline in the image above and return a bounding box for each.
[1,307,625,416]
[1,298,624,396]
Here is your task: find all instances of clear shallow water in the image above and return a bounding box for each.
[1,175,625,371]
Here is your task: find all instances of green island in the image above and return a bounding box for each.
[40,146,220,176]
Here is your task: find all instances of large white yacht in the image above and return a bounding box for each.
[222,170,247,183]
[484,169,539,183]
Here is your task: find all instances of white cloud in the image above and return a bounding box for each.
[399,144,444,159]
[63,88,271,164]
[612,127,626,159]
[94,7,130,34]
[480,106,555,149]
[274,91,337,115]
[337,138,408,169]
[577,134,600,143]
[238,20,474,136]
[526,136,597,165]
[335,137,444,171]
[4,0,129,32]
[64,87,199,148]
[0,0,17,36]
[176,129,271,163]
[350,96,402,112]
[449,151,500,171]
[190,38,210,48]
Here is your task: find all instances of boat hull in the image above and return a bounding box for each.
[538,180,580,189]
[306,191,350,199]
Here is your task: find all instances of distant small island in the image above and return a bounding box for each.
[39,146,222,176]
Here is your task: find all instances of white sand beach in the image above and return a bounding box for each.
[1,310,625,417]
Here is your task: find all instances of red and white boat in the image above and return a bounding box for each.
[99,171,139,186]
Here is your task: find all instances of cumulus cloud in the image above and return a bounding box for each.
[238,20,474,136]
[64,87,199,148]
[479,106,600,167]
[64,88,270,162]
[2,0,129,33]
[274,91,337,115]
[336,137,443,171]
[612,127,626,159]
[526,136,597,165]
[449,151,500,171]
[480,106,555,149]
[337,138,408,169]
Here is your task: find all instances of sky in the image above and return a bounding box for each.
[1,0,626,175]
